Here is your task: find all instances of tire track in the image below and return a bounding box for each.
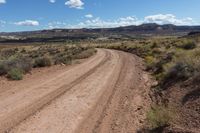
[77,51,150,133]
[75,50,127,133]
[9,49,120,133]
[0,49,111,133]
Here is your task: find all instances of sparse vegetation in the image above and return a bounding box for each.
[147,105,172,129]
[99,37,199,88]
[0,44,96,80]
[97,36,200,131]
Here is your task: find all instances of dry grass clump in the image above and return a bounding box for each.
[147,105,172,129]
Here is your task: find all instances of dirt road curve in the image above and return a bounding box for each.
[0,49,151,133]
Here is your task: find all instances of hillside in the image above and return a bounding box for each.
[1,23,200,43]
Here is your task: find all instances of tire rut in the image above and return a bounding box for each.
[0,49,111,133]
[77,51,150,133]
[9,49,120,133]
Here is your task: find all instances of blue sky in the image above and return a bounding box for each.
[0,0,200,32]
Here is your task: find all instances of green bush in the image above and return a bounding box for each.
[147,106,172,129]
[34,57,52,67]
[7,68,23,80]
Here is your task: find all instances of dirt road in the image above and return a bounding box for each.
[0,49,151,133]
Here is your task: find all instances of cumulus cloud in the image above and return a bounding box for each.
[65,0,84,9]
[49,0,56,3]
[85,14,93,18]
[144,14,195,25]
[14,20,39,26]
[0,0,6,4]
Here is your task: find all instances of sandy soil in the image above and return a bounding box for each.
[0,49,151,133]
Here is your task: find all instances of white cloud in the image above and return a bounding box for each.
[118,16,142,26]
[85,14,93,18]
[0,0,6,4]
[49,0,56,3]
[14,20,39,26]
[65,0,84,9]
[45,14,197,29]
[144,14,195,25]
[70,16,142,28]
[68,14,197,29]
[47,21,67,29]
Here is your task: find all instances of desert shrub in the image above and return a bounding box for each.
[161,62,194,86]
[7,68,23,80]
[3,58,32,73]
[21,48,26,53]
[47,48,60,55]
[177,40,196,50]
[65,46,84,56]
[152,48,163,55]
[0,48,17,58]
[0,45,97,80]
[151,41,158,49]
[54,56,72,65]
[14,58,32,73]
[147,106,172,129]
[0,62,7,76]
[73,49,97,59]
[152,52,174,74]
[157,48,200,87]
[29,51,42,58]
[182,49,200,71]
[34,57,52,67]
